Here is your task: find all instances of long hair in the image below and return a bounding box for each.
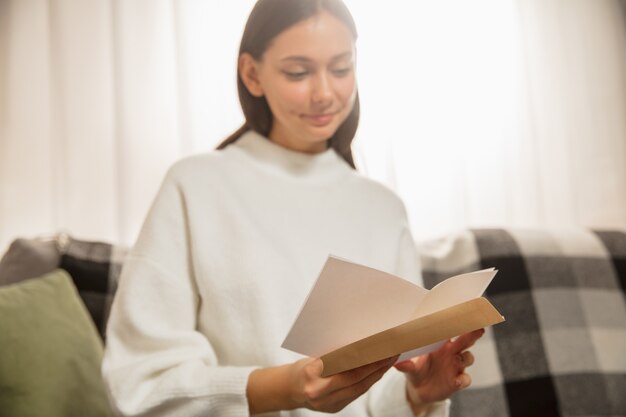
[216,0,359,168]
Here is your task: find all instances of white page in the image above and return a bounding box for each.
[282,256,427,357]
[410,269,498,319]
[282,256,497,359]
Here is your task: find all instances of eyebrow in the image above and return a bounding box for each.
[280,51,353,63]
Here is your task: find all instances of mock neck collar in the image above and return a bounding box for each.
[229,130,351,183]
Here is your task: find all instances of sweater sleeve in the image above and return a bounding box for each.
[366,220,450,417]
[102,168,256,417]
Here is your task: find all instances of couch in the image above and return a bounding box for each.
[0,235,126,417]
[420,228,626,417]
[0,228,624,417]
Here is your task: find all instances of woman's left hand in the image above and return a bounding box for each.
[394,329,485,413]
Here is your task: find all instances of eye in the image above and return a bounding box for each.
[331,67,353,77]
[282,70,309,80]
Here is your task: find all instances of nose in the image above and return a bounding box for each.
[311,73,333,107]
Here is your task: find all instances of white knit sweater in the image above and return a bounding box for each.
[102,131,449,417]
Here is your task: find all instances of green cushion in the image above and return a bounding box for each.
[0,270,115,417]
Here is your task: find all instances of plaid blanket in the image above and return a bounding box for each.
[59,236,127,340]
[0,234,126,340]
[421,228,626,417]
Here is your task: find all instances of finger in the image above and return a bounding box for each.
[332,356,396,389]
[308,358,325,375]
[455,372,472,390]
[393,359,416,373]
[323,359,391,412]
[395,356,429,386]
[451,328,484,352]
[460,351,474,368]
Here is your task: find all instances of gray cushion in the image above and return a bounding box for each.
[0,238,60,285]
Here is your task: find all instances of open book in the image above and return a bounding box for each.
[281,256,505,377]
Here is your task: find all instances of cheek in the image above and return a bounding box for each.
[269,82,311,112]
[332,78,357,126]
[336,76,357,104]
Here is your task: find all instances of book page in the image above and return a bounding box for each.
[410,268,497,319]
[281,256,427,357]
[282,256,502,367]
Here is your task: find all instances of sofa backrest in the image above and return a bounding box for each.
[420,228,626,417]
[2,228,625,416]
[0,234,127,341]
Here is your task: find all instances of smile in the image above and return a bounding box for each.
[303,112,339,126]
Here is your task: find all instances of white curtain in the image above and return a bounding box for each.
[0,0,254,248]
[351,0,626,239]
[1,0,625,251]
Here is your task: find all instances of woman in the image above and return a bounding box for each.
[102,0,483,416]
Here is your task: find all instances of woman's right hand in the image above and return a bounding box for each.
[289,356,398,413]
[247,356,397,414]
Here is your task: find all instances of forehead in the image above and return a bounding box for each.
[264,11,355,61]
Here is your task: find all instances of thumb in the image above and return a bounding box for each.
[394,359,417,373]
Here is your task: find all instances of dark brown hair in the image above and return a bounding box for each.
[216,0,359,168]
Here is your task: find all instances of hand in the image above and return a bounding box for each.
[394,329,485,411]
[247,355,398,414]
[288,356,398,413]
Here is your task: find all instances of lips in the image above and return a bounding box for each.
[303,112,337,126]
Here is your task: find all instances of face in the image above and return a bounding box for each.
[240,11,357,154]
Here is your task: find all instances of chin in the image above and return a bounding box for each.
[306,124,341,142]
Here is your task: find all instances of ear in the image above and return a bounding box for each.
[239,53,264,97]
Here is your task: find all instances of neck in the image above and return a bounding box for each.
[268,127,329,155]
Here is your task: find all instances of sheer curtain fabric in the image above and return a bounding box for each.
[1,0,625,250]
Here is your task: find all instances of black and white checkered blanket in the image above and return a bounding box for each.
[421,228,626,417]
[0,234,126,341]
